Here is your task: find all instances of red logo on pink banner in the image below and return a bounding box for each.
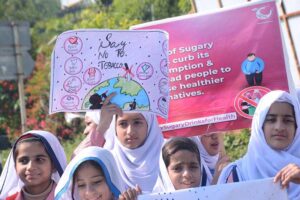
[234,86,271,119]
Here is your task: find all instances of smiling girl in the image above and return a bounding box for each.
[0,130,67,200]
[218,90,300,199]
[55,146,140,200]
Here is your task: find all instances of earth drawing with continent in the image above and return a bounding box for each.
[82,77,150,111]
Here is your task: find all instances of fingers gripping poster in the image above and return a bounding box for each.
[49,29,169,118]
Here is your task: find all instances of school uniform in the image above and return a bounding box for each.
[217,90,300,199]
[54,146,125,200]
[0,130,67,200]
[103,113,164,193]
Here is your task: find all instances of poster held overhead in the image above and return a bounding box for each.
[49,29,169,119]
[132,0,289,137]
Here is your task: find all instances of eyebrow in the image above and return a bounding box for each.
[118,117,145,122]
[77,175,104,181]
[17,154,48,159]
[266,114,294,118]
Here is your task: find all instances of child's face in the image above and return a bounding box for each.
[83,116,98,136]
[75,163,113,200]
[15,141,53,194]
[200,133,221,156]
[116,113,148,149]
[263,102,296,150]
[167,150,201,190]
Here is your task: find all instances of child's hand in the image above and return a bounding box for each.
[211,152,230,184]
[119,185,142,200]
[274,163,300,189]
[97,92,122,131]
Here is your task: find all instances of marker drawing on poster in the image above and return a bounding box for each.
[49,29,169,118]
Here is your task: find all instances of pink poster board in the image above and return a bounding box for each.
[132,0,289,136]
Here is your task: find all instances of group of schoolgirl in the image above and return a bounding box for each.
[1,90,300,200]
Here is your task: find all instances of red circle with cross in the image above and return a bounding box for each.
[234,86,271,119]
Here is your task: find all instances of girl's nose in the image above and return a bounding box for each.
[27,160,35,170]
[274,120,284,131]
[182,168,192,178]
[126,124,133,135]
[85,185,96,198]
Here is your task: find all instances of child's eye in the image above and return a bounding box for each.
[284,117,295,123]
[134,120,145,126]
[265,117,276,123]
[92,180,103,185]
[190,164,199,170]
[18,158,29,164]
[77,184,86,188]
[86,122,91,126]
[36,157,45,163]
[118,121,128,127]
[172,166,182,172]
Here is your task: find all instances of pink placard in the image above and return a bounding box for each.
[132,1,289,136]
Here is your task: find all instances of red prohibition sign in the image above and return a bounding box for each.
[234,86,271,119]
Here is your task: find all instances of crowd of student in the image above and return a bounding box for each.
[0,90,300,200]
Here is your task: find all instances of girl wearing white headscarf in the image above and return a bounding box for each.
[153,137,202,193]
[84,111,102,136]
[190,133,229,185]
[103,112,163,193]
[74,94,164,193]
[73,111,104,156]
[0,130,67,200]
[218,90,300,199]
[54,146,126,200]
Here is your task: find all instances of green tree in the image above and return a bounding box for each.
[224,129,250,161]
[0,0,60,23]
[111,0,191,21]
[1,0,193,139]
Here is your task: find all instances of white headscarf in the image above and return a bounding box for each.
[103,112,164,193]
[153,138,202,192]
[54,146,125,200]
[152,144,175,193]
[0,130,67,199]
[218,90,300,199]
[85,111,100,125]
[190,135,219,185]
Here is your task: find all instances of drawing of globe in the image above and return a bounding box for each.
[82,77,150,111]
